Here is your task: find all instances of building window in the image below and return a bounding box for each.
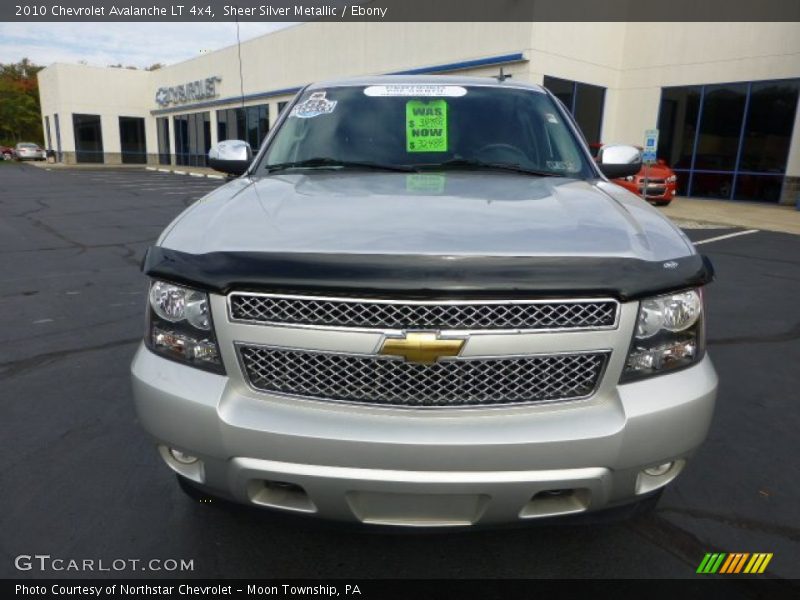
[657,79,799,202]
[543,76,606,145]
[278,101,289,114]
[217,104,270,149]
[739,81,799,174]
[656,86,701,176]
[174,112,211,167]
[156,117,170,165]
[119,116,147,164]
[72,114,104,163]
[174,115,188,165]
[216,109,229,142]
[44,116,52,151]
[694,83,748,172]
[54,114,62,161]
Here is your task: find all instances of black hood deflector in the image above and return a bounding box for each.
[142,246,714,301]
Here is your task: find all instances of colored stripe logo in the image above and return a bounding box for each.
[697,553,773,574]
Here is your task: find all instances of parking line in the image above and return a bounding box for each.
[121,184,212,189]
[694,229,759,245]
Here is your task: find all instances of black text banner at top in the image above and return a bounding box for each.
[3,0,799,22]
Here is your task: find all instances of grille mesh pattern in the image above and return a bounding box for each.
[238,346,608,407]
[230,294,618,331]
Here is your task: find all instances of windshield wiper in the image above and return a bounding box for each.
[419,158,561,177]
[265,157,416,173]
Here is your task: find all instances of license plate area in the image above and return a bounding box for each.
[345,491,490,527]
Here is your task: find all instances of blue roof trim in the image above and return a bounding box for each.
[150,52,527,115]
[388,53,526,75]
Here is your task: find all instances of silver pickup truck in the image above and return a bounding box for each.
[131,75,717,527]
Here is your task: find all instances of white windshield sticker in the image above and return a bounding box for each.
[364,85,467,97]
[290,91,337,118]
[546,160,578,171]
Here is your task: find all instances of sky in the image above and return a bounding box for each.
[0,22,297,68]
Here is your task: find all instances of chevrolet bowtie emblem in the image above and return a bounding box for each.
[379,332,465,365]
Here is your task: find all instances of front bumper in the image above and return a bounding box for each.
[131,343,717,526]
[638,182,677,202]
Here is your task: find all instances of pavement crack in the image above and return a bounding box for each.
[0,337,140,380]
[626,514,790,585]
[1,312,142,346]
[27,215,87,252]
[706,249,800,268]
[761,271,800,284]
[708,321,800,346]
[13,198,50,218]
[659,507,800,542]
[0,290,39,299]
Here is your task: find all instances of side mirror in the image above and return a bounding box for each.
[597,144,642,179]
[208,140,253,176]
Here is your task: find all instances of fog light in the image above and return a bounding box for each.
[169,448,199,465]
[158,445,205,483]
[636,459,685,494]
[644,462,674,476]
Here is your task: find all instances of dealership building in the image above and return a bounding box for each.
[37,21,800,204]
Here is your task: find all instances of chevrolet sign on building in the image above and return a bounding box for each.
[155,76,221,107]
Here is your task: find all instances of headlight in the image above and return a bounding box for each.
[621,288,705,382]
[145,280,224,374]
[149,281,211,330]
[666,174,677,183]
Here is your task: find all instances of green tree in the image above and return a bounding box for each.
[0,58,44,146]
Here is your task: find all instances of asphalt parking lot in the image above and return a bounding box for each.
[0,163,798,584]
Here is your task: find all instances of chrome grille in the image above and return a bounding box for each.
[229,293,618,331]
[237,345,609,408]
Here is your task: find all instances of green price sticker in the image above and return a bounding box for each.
[406,99,448,153]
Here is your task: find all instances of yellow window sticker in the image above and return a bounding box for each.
[406,99,448,153]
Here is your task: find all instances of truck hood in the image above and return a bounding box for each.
[160,170,693,261]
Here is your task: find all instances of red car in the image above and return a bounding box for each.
[1,146,14,160]
[590,144,678,206]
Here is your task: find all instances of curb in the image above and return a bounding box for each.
[152,167,224,179]
[30,162,226,181]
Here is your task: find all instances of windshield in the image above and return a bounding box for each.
[19,143,39,149]
[258,84,594,178]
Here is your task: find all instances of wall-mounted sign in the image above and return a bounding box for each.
[155,76,221,107]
